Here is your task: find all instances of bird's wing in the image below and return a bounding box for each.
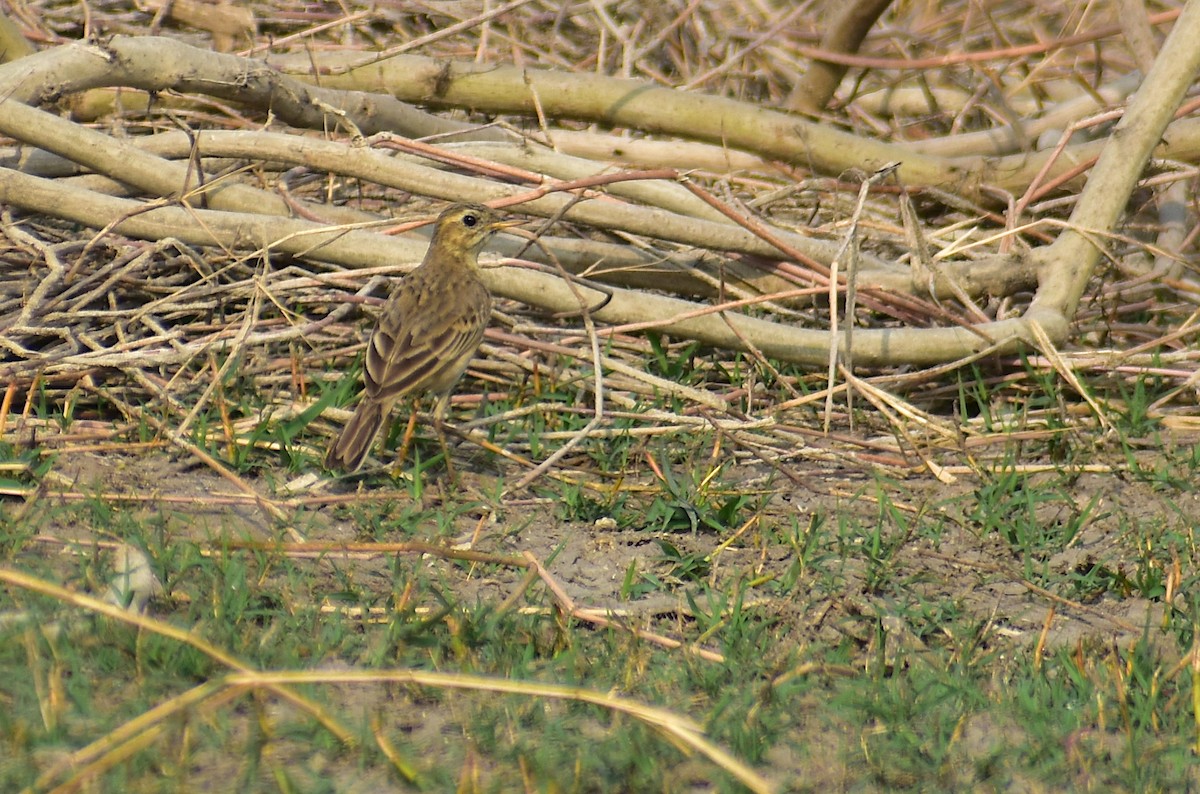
[363,272,490,402]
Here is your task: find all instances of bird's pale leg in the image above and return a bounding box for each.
[431,392,459,488]
[393,410,419,469]
[382,411,421,489]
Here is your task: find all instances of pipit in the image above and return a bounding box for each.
[325,203,521,473]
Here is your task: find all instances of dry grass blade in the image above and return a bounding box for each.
[223,669,776,794]
[523,550,726,664]
[0,567,770,793]
[0,567,356,750]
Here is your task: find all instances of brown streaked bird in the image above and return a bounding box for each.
[325,203,521,473]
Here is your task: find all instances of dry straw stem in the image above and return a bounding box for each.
[520,549,728,664]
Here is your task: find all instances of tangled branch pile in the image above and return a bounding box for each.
[1,1,1198,476]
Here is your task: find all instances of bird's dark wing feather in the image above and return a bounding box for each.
[363,270,490,402]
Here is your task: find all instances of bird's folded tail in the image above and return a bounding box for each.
[325,399,385,472]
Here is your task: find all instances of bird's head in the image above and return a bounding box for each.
[431,203,524,257]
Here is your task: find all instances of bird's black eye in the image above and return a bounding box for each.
[462,213,479,227]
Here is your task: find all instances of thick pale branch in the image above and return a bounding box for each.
[291,50,975,194]
[1029,0,1200,325]
[0,167,426,270]
[0,103,1026,312]
[0,167,1035,369]
[0,94,868,302]
[900,74,1143,158]
[0,94,373,227]
[1,23,1189,370]
[786,0,894,113]
[0,33,498,143]
[279,50,1200,197]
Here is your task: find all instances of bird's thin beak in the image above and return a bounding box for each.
[489,218,526,231]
